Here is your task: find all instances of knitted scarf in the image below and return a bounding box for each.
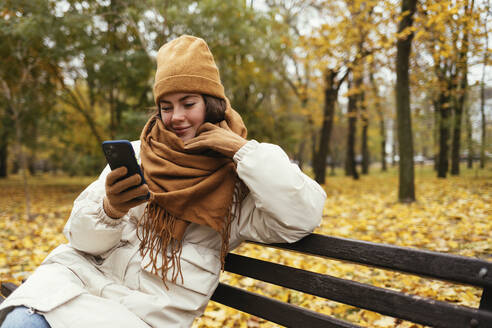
[138,105,247,286]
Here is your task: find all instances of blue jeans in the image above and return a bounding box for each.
[1,306,51,328]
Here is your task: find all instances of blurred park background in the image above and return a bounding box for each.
[1,0,491,327]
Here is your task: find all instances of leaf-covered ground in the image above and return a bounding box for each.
[1,168,490,327]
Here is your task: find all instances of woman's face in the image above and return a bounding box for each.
[159,92,206,142]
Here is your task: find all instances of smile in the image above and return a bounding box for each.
[173,126,191,135]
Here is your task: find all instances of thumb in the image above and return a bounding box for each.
[218,120,233,132]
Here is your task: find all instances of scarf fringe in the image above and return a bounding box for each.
[219,179,249,270]
[138,203,184,289]
[138,178,250,288]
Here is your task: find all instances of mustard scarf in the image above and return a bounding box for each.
[138,106,247,285]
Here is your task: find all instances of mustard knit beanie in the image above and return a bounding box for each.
[153,35,226,105]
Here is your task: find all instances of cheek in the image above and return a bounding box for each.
[161,113,172,128]
[193,113,206,126]
[192,107,206,126]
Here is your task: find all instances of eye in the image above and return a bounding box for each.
[184,103,195,108]
[159,104,172,112]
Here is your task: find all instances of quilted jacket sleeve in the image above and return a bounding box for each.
[230,140,326,247]
[63,141,143,256]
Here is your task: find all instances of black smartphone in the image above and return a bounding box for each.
[102,140,149,201]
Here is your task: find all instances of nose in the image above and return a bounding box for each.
[171,107,185,123]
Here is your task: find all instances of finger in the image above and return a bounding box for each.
[196,122,219,135]
[183,144,206,153]
[218,120,233,132]
[108,174,142,195]
[117,184,149,203]
[125,193,150,208]
[184,131,215,145]
[106,166,128,186]
[183,131,219,149]
[183,138,213,152]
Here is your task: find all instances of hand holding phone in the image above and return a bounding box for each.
[103,167,149,218]
[102,140,150,218]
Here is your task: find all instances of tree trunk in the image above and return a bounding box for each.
[361,122,369,174]
[437,95,451,178]
[329,147,336,176]
[360,91,370,174]
[433,102,439,171]
[1,75,33,218]
[480,0,489,169]
[465,104,473,168]
[345,77,359,180]
[0,128,7,178]
[314,70,339,184]
[480,77,486,169]
[392,134,397,167]
[395,0,417,202]
[380,123,387,171]
[450,91,465,176]
[451,0,472,175]
[27,124,38,175]
[370,72,387,171]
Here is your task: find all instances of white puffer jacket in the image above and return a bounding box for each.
[0,140,326,328]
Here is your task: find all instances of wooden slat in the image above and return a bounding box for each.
[211,283,360,328]
[223,253,492,328]
[0,282,17,298]
[251,234,492,288]
[480,287,492,312]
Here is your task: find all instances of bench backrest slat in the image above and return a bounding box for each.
[211,283,361,328]
[0,283,17,306]
[3,234,491,327]
[224,253,492,328]
[255,234,492,288]
[481,287,492,311]
[0,283,16,300]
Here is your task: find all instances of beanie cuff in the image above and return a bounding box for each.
[154,75,225,104]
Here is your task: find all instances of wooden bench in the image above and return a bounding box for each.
[211,234,492,327]
[2,233,492,327]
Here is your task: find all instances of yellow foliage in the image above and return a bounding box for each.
[195,170,491,327]
[0,175,94,283]
[1,170,491,328]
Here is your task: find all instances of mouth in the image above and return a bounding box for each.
[173,126,191,135]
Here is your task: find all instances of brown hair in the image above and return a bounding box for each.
[203,94,226,123]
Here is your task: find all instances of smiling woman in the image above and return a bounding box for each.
[0,35,326,328]
[158,93,228,142]
[159,93,207,142]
